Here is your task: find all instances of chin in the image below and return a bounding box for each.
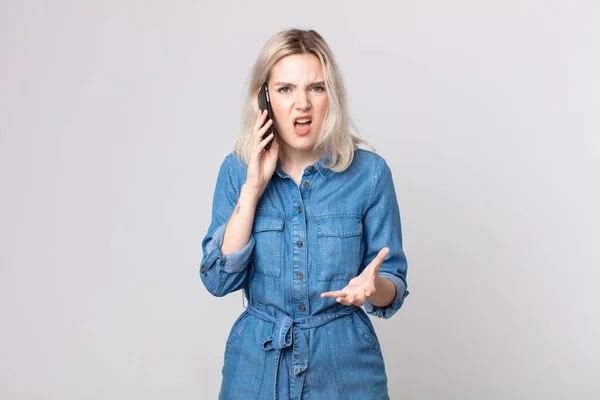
[285,138,318,151]
[278,130,318,151]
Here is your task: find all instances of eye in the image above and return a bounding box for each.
[311,86,325,93]
[277,87,291,93]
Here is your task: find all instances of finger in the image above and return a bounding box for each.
[252,109,262,132]
[321,290,347,298]
[256,132,274,151]
[373,260,382,276]
[369,247,390,275]
[339,295,362,306]
[376,247,390,263]
[253,121,274,149]
[253,109,269,132]
[254,120,274,145]
[336,297,352,306]
[252,112,269,139]
[254,117,273,138]
[350,294,365,307]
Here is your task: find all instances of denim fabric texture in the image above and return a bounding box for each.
[200,149,409,399]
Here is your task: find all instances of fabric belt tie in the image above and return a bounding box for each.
[246,303,359,400]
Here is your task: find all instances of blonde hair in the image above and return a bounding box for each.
[233,28,374,172]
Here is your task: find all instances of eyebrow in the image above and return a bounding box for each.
[273,81,325,87]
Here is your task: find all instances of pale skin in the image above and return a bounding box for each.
[320,247,397,308]
[221,53,396,309]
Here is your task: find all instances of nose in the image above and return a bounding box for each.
[294,89,311,110]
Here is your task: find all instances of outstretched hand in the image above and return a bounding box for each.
[320,247,390,307]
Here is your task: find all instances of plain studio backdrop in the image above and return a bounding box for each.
[1,1,598,399]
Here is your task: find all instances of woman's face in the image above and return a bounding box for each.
[267,53,329,155]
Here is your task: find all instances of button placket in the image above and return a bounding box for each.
[292,184,309,319]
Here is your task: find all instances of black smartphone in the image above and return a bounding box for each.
[257,81,275,150]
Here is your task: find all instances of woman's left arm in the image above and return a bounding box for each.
[361,157,409,318]
[321,156,409,318]
[362,157,409,318]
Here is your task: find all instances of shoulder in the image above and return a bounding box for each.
[215,152,248,190]
[329,148,387,179]
[351,149,396,200]
[218,152,248,172]
[350,148,388,174]
[354,148,384,164]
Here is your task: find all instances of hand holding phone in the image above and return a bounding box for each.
[257,82,275,150]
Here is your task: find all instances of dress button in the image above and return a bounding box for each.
[200,267,207,273]
[296,207,302,213]
[308,166,315,173]
[299,305,306,312]
[303,181,310,188]
[297,241,303,247]
[297,272,304,279]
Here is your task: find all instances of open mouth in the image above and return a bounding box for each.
[294,118,312,135]
[294,118,312,126]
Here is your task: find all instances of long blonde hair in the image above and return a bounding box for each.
[233,28,373,172]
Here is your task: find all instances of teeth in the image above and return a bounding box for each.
[296,118,311,124]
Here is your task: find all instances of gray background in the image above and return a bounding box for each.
[1,1,598,399]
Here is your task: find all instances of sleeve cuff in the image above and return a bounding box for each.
[202,223,255,274]
[364,272,409,319]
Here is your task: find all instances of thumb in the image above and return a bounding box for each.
[372,261,382,278]
[372,247,389,276]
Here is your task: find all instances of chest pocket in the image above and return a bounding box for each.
[316,217,363,281]
[252,214,285,277]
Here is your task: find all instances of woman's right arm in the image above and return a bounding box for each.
[200,109,278,297]
[199,156,257,297]
[219,183,260,256]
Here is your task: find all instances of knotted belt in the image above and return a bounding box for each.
[246,303,359,400]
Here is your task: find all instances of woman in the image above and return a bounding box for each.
[200,28,409,399]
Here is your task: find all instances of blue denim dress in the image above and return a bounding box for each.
[200,149,409,399]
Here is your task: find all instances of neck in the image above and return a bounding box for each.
[279,146,323,171]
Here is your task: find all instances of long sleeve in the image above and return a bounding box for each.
[200,154,255,297]
[362,157,410,319]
